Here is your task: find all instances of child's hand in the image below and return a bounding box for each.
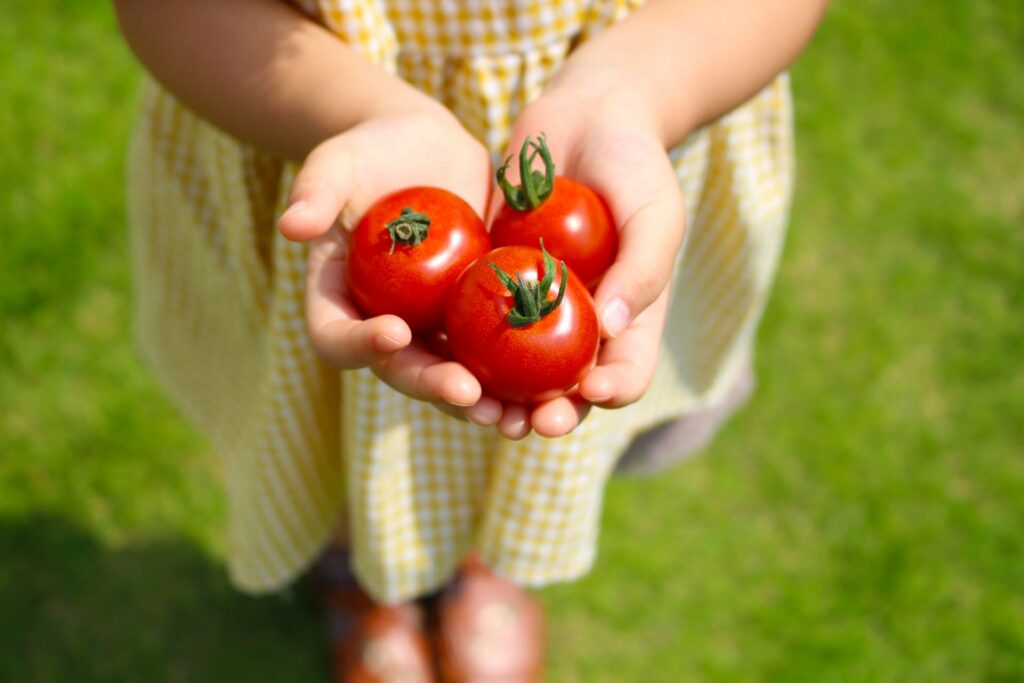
[279,106,504,426]
[489,82,686,438]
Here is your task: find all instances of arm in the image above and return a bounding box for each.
[113,0,436,161]
[114,0,505,429]
[551,0,829,146]
[507,0,828,436]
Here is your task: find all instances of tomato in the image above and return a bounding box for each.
[490,134,618,289]
[346,187,490,333]
[444,244,599,404]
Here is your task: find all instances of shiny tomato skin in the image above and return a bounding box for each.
[346,187,490,333]
[490,176,618,290]
[444,245,600,404]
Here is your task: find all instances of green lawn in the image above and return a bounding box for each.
[1,1,1022,680]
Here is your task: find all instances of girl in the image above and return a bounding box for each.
[114,0,827,680]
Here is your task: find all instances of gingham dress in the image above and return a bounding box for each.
[128,0,793,602]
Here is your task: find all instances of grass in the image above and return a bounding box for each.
[1,0,1022,680]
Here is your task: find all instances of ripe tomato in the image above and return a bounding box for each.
[346,187,490,333]
[444,244,599,404]
[490,134,618,290]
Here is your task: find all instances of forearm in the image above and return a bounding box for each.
[113,0,434,161]
[551,0,828,146]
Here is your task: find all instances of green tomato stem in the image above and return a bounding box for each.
[386,207,431,254]
[496,133,556,212]
[488,241,568,328]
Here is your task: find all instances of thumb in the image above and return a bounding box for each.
[278,136,357,242]
[592,184,685,338]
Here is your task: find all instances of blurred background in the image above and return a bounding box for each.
[1,1,1021,680]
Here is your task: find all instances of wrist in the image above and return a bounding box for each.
[300,66,453,158]
[543,59,680,148]
[358,79,446,124]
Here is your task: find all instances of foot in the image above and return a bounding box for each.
[431,556,543,683]
[314,547,435,683]
[328,588,435,683]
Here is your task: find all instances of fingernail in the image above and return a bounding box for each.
[280,200,307,221]
[469,401,502,426]
[584,382,613,403]
[601,298,630,338]
[447,380,479,408]
[373,334,404,353]
[503,421,530,441]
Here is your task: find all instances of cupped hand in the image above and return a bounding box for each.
[280,106,503,426]
[491,83,686,438]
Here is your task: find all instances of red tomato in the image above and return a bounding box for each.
[346,187,490,333]
[444,244,599,404]
[490,134,618,289]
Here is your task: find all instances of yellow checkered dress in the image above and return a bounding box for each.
[128,0,793,602]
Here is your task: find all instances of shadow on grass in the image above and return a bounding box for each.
[0,514,326,682]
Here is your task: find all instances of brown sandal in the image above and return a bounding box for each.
[328,588,435,683]
[314,547,436,683]
[430,556,543,683]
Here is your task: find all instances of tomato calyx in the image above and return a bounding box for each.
[497,133,556,211]
[386,206,431,254]
[487,242,567,328]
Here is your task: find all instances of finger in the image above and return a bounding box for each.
[579,288,669,408]
[312,315,412,369]
[571,134,684,338]
[530,394,592,438]
[375,347,481,407]
[431,395,501,425]
[279,137,357,242]
[465,397,503,426]
[593,187,683,337]
[497,404,531,440]
[432,402,469,421]
[306,235,412,368]
[579,337,657,408]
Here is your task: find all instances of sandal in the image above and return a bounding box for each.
[430,556,543,683]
